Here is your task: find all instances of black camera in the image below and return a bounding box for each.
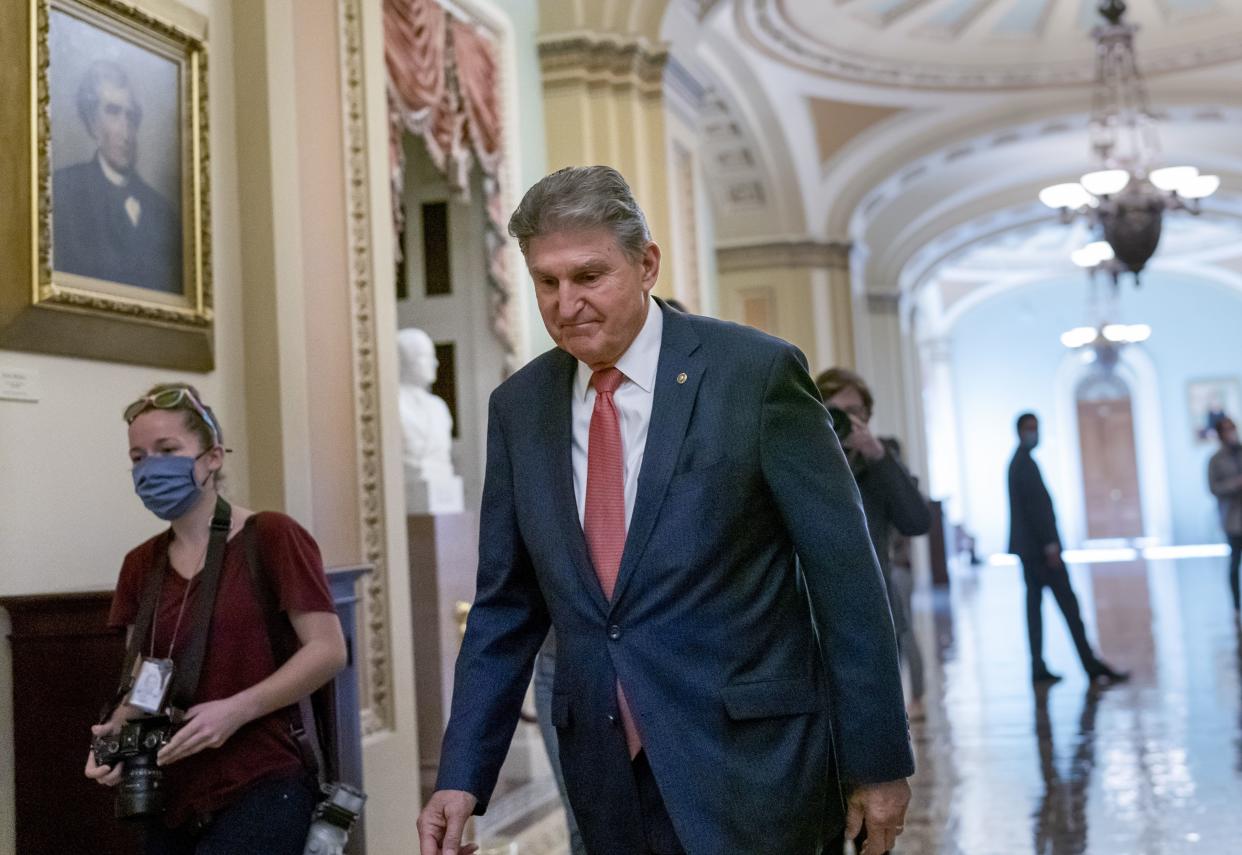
[92,715,180,820]
[827,406,853,442]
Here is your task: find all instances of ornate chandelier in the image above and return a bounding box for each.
[1038,0,1219,284]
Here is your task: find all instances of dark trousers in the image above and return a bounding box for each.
[632,751,684,855]
[1229,535,1242,612]
[1021,555,1098,674]
[144,774,315,855]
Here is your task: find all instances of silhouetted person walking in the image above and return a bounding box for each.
[1007,413,1128,686]
[1207,416,1242,617]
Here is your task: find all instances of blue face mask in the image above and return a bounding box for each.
[132,453,209,521]
[1020,430,1040,450]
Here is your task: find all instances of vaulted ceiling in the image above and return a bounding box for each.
[735,0,1242,91]
[663,0,1242,300]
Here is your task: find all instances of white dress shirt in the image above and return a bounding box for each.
[571,297,664,530]
[98,154,142,227]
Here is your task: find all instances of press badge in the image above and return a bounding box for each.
[125,657,174,714]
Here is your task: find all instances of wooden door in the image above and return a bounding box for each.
[1077,393,1144,539]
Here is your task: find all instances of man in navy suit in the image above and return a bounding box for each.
[53,60,181,294]
[418,166,914,855]
[1008,412,1128,686]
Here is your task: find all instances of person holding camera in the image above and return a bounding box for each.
[85,383,347,855]
[816,369,931,719]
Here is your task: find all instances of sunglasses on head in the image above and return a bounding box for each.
[123,387,221,446]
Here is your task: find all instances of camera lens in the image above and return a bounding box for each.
[115,752,166,821]
[828,406,853,442]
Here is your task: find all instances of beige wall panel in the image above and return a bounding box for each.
[544,84,594,170]
[807,97,902,169]
[718,267,819,364]
[294,0,361,566]
[629,0,670,41]
[539,0,582,32]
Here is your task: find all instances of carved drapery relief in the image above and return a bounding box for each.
[339,0,394,735]
[384,0,518,373]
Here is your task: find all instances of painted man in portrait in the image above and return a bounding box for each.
[53,60,182,294]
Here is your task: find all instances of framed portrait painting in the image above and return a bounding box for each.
[0,0,211,370]
[1187,377,1242,443]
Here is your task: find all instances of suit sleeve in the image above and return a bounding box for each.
[1016,457,1059,549]
[872,439,931,537]
[434,394,551,811]
[759,344,914,786]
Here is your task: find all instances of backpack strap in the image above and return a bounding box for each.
[243,515,338,783]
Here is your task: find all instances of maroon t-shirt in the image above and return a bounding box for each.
[108,511,336,828]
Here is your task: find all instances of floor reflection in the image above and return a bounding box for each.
[902,556,1242,854]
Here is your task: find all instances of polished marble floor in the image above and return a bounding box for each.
[901,555,1242,854]
[496,554,1242,854]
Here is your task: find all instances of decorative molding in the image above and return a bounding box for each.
[866,291,901,314]
[717,239,851,273]
[663,54,709,120]
[686,0,726,20]
[537,32,668,94]
[338,0,394,735]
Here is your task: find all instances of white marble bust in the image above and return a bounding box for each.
[398,327,463,514]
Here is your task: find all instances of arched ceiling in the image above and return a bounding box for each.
[735,0,1242,92]
[659,0,1242,311]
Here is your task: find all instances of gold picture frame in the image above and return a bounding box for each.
[0,0,211,370]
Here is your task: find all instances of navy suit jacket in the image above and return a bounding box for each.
[437,302,914,854]
[1008,446,1060,558]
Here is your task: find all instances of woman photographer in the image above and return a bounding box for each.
[85,383,347,854]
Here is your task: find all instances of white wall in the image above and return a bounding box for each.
[943,270,1242,556]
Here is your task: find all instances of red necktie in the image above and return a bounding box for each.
[584,367,642,755]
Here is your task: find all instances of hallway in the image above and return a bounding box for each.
[903,556,1242,854]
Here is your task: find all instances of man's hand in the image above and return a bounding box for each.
[844,778,911,854]
[418,789,480,855]
[845,415,886,462]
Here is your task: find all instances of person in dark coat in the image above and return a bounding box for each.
[1206,416,1242,616]
[1007,412,1128,685]
[817,368,930,715]
[53,60,181,294]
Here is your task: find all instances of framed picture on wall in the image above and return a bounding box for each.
[0,0,212,370]
[1187,378,1242,443]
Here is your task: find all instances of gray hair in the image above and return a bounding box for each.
[508,166,652,261]
[76,60,140,130]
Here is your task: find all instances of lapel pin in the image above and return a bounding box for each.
[676,372,688,385]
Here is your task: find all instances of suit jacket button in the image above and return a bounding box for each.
[607,713,619,727]
[608,625,621,641]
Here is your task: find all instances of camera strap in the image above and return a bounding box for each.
[106,497,232,722]
[167,497,233,716]
[243,516,338,785]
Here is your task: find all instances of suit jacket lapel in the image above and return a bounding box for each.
[609,306,704,610]
[544,350,611,617]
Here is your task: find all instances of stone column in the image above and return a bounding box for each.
[537,33,685,296]
[715,240,854,372]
